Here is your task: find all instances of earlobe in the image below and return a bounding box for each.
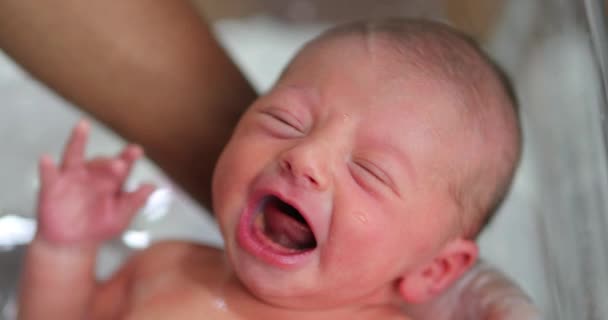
[398,238,478,303]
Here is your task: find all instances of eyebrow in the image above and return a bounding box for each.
[277,85,320,108]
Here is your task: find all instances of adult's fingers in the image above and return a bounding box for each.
[61,119,90,170]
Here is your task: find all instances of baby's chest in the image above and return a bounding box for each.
[125,276,243,320]
[125,284,410,320]
[120,251,409,320]
[125,301,238,320]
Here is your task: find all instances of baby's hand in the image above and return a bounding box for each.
[36,120,155,247]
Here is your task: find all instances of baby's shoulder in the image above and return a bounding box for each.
[137,240,221,262]
[94,241,223,319]
[123,241,226,316]
[132,240,223,277]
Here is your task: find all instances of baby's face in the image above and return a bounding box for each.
[212,36,469,308]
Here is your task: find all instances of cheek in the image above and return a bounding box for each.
[212,135,260,221]
[212,128,281,215]
[330,208,407,272]
[329,197,440,276]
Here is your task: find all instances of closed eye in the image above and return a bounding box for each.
[350,159,392,193]
[358,161,389,184]
[259,109,304,137]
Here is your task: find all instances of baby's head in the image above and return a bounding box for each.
[212,18,520,310]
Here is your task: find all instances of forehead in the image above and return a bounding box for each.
[278,35,469,140]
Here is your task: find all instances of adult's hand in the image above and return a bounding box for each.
[405,261,541,320]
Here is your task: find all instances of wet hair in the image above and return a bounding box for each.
[315,18,522,239]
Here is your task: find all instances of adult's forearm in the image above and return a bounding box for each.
[0,0,257,208]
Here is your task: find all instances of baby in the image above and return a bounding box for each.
[19,18,520,320]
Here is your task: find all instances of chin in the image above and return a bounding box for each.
[227,248,320,307]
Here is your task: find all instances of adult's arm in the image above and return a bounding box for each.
[0,0,257,207]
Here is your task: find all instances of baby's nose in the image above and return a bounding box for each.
[279,142,330,191]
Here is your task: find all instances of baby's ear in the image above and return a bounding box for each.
[398,238,478,303]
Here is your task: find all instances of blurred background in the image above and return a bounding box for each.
[1,0,607,319]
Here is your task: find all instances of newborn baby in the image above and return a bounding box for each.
[19,18,521,320]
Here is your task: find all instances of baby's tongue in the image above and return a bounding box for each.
[263,204,315,250]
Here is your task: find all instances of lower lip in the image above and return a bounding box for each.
[236,199,314,269]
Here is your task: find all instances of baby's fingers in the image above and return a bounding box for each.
[39,154,59,188]
[115,144,144,184]
[61,119,90,170]
[84,144,143,186]
[86,158,128,181]
[118,183,156,215]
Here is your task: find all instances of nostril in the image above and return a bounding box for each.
[280,159,292,172]
[282,159,314,184]
[279,153,326,189]
[306,175,317,185]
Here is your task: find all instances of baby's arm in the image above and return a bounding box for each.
[18,120,154,320]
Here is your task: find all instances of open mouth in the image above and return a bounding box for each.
[253,195,317,252]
